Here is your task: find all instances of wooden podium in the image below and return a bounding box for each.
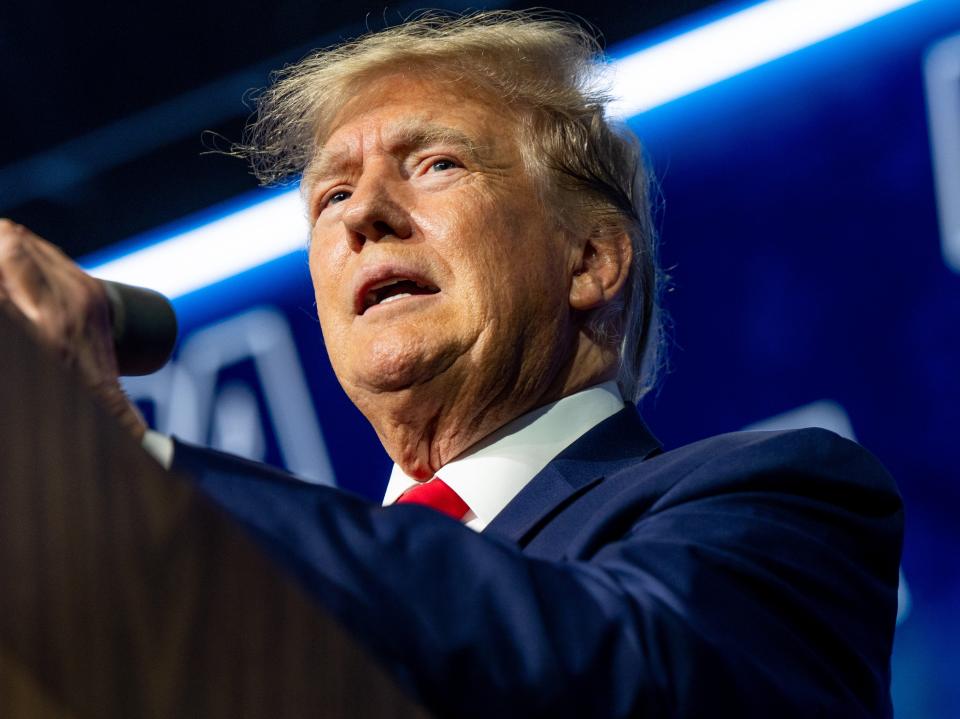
[0,310,428,718]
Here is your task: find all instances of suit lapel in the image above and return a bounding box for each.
[483,406,661,547]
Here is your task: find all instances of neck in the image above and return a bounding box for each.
[354,333,617,478]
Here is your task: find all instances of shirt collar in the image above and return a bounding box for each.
[382,381,625,530]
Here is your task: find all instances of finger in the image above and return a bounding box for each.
[0,244,41,326]
[0,223,78,363]
[20,224,106,305]
[28,234,106,318]
[0,221,104,338]
[17,227,117,378]
[28,231,75,264]
[0,272,44,338]
[26,231,113,343]
[0,220,51,321]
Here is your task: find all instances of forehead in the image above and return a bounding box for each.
[311,75,513,167]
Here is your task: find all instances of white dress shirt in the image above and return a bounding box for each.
[382,382,625,531]
[142,429,175,469]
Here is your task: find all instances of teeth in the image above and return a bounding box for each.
[361,275,440,314]
[380,293,411,305]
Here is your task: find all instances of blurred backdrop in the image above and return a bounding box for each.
[2,0,957,715]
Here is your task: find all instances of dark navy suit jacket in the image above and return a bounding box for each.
[172,406,903,718]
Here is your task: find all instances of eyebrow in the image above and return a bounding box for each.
[302,121,487,193]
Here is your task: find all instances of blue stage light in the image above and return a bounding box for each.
[607,0,921,118]
[85,189,307,299]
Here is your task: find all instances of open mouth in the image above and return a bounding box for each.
[362,277,440,314]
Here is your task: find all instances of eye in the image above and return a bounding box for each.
[328,190,352,205]
[429,158,459,172]
[315,189,351,216]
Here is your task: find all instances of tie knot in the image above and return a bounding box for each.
[395,477,470,521]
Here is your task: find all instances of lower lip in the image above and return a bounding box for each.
[361,292,440,316]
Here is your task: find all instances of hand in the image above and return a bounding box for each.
[0,219,147,440]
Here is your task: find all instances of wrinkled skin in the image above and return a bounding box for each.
[306,75,632,478]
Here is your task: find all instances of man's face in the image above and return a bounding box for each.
[306,75,577,423]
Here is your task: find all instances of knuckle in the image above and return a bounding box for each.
[0,228,29,259]
[0,224,18,246]
[0,218,18,236]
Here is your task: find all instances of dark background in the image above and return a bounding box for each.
[3,1,958,717]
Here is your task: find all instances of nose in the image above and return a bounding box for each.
[341,171,413,251]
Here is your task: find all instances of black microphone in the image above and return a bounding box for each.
[100,280,178,376]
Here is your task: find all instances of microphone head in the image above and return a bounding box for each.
[100,280,178,376]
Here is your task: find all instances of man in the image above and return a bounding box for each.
[0,11,901,718]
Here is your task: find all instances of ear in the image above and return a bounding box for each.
[569,228,633,312]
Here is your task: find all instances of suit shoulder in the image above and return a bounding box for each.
[675,426,886,473]
[620,427,901,513]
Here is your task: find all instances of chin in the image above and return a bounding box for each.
[348,332,462,395]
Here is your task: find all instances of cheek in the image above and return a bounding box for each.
[432,189,515,280]
[470,206,568,307]
[308,242,345,328]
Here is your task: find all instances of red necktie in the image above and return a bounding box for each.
[395,477,470,521]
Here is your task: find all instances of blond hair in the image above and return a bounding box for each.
[240,10,664,401]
